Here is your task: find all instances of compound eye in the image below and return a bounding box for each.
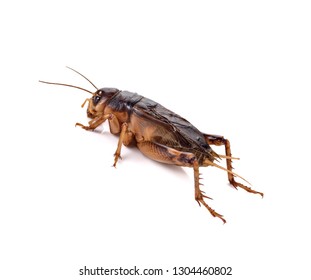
[93,95,101,105]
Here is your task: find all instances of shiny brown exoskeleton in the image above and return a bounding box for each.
[40,67,263,223]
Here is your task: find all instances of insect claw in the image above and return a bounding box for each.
[196,198,224,223]
[220,217,227,224]
[114,154,122,160]
[75,122,93,131]
[76,123,86,129]
[229,180,263,197]
[254,190,264,198]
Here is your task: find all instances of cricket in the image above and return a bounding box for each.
[40,67,263,223]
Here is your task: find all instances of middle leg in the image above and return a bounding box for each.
[113,122,134,167]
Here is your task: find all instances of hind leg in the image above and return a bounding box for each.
[137,140,226,223]
[204,134,263,197]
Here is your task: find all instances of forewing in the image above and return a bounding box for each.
[132,97,212,154]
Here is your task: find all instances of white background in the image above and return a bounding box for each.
[1,1,310,279]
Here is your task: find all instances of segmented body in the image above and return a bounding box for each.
[101,89,216,165]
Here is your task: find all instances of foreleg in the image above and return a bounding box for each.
[75,113,115,131]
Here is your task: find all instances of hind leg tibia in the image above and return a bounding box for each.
[193,160,226,223]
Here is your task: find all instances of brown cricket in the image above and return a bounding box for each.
[40,67,263,223]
